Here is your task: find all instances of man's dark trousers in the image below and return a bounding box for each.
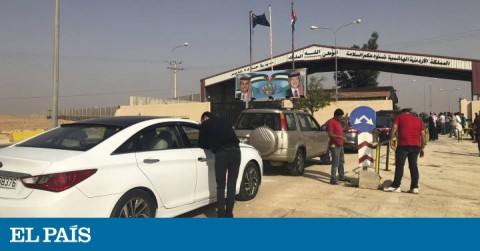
[392,146,420,189]
[214,145,241,218]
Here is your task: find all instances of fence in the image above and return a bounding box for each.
[45,107,118,121]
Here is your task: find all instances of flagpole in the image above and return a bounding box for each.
[249,10,253,72]
[269,5,273,71]
[291,1,295,70]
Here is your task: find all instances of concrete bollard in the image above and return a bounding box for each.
[358,169,381,190]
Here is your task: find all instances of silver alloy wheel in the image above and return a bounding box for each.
[296,151,305,173]
[119,198,152,218]
[289,149,305,176]
[243,165,259,196]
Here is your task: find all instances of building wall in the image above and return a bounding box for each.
[460,99,480,126]
[115,99,393,125]
[116,102,210,122]
[310,100,394,125]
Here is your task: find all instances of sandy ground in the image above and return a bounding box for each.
[0,115,72,144]
[1,115,479,217]
[183,134,480,217]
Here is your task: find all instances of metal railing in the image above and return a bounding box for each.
[45,107,118,121]
[374,139,392,174]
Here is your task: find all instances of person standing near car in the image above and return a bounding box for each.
[327,109,348,185]
[473,111,480,156]
[198,111,241,218]
[438,112,446,135]
[384,108,426,194]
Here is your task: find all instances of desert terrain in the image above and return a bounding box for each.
[0,115,72,144]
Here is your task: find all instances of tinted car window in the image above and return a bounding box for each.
[18,124,122,151]
[235,113,280,130]
[137,126,179,151]
[179,125,200,147]
[305,114,320,131]
[297,113,319,131]
[284,113,297,131]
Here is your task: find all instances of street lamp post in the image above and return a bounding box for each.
[168,42,189,99]
[440,88,460,112]
[411,78,436,114]
[310,19,361,101]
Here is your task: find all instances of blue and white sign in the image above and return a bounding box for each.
[349,106,376,133]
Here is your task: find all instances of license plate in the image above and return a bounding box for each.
[0,176,18,189]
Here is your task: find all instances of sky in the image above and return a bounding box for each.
[1,0,480,115]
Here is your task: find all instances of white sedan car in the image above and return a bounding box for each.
[0,116,263,217]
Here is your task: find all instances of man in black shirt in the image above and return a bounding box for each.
[198,111,241,217]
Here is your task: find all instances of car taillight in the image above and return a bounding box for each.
[379,128,391,132]
[22,169,97,192]
[279,112,287,130]
[347,128,358,133]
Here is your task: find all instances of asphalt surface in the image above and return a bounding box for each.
[181,134,480,217]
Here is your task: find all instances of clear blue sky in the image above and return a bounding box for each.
[1,0,479,115]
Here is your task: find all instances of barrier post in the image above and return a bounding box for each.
[375,142,380,174]
[385,141,390,171]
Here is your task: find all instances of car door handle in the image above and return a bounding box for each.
[197,157,208,162]
[143,159,160,164]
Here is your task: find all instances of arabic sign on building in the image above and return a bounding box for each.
[235,69,307,101]
[203,45,472,87]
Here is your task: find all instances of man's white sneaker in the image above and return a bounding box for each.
[383,187,401,193]
[407,188,419,194]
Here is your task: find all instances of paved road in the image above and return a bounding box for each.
[181,134,480,217]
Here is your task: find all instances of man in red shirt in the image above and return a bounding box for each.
[384,108,426,194]
[327,109,348,185]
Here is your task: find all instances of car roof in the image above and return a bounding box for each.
[64,116,171,128]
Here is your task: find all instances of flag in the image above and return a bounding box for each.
[252,13,270,28]
[291,10,297,31]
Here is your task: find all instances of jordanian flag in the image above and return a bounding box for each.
[291,10,297,31]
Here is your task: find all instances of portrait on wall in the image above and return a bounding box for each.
[235,74,252,101]
[234,68,307,101]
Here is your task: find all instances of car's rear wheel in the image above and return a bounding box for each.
[289,149,305,176]
[110,190,156,218]
[237,161,261,201]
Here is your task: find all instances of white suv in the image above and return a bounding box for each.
[234,109,331,176]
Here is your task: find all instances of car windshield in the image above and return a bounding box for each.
[235,113,280,130]
[17,124,124,151]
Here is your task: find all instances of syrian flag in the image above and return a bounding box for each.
[252,13,270,28]
[291,10,297,31]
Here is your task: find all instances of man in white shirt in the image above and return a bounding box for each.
[455,112,463,139]
[236,76,252,101]
[439,113,446,135]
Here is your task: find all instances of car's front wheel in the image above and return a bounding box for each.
[289,149,305,176]
[237,161,261,201]
[110,190,156,218]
